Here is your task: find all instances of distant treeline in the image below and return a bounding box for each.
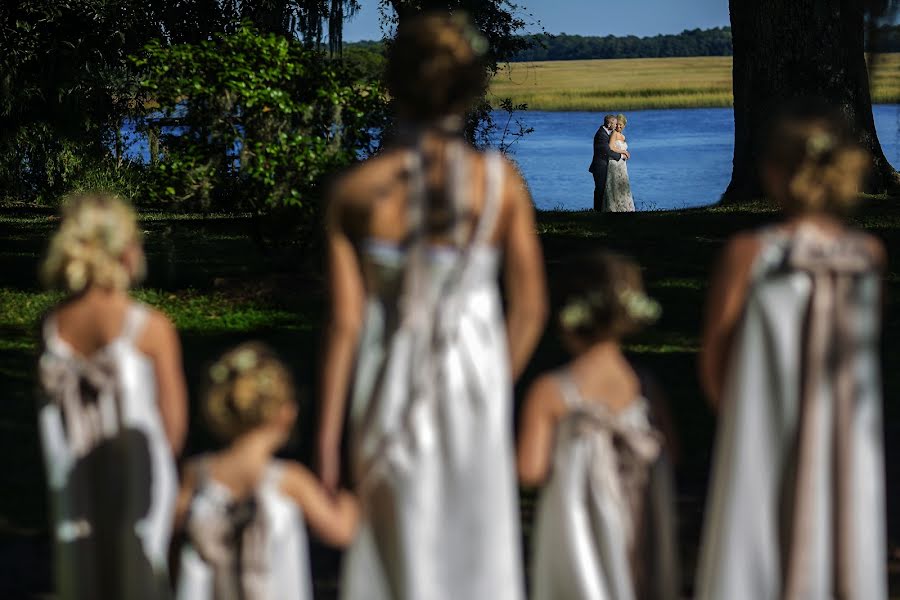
[512,28,733,61]
[346,25,900,62]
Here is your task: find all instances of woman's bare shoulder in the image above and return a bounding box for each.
[330,149,409,207]
[851,230,887,269]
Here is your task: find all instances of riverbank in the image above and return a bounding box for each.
[489,54,900,111]
[2,201,900,596]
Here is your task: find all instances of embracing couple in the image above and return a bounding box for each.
[589,113,636,212]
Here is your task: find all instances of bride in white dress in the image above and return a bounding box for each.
[604,113,636,212]
[317,14,547,600]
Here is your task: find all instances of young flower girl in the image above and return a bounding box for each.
[175,342,358,600]
[695,101,887,600]
[518,252,679,600]
[38,192,188,599]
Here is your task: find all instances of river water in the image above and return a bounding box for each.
[505,105,900,211]
[121,105,900,211]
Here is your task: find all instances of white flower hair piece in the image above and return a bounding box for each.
[209,363,229,384]
[560,299,593,329]
[231,348,258,372]
[618,289,662,323]
[560,292,605,329]
[452,13,489,56]
[806,131,835,160]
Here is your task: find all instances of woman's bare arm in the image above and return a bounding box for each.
[516,375,565,486]
[142,311,188,455]
[318,188,366,493]
[698,234,762,410]
[501,160,548,380]
[281,462,359,547]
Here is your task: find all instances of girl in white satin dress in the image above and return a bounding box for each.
[175,343,358,600]
[318,14,548,600]
[696,101,887,600]
[518,252,679,600]
[37,193,188,600]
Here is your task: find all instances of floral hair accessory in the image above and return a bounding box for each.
[618,288,662,322]
[452,13,489,56]
[231,348,258,372]
[209,363,229,384]
[560,299,592,329]
[806,131,835,160]
[560,292,605,329]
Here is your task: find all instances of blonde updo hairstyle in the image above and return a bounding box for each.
[616,113,627,127]
[555,252,661,344]
[386,12,489,122]
[203,342,296,441]
[41,192,145,293]
[763,100,869,215]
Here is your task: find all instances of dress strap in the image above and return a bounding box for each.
[121,303,150,345]
[471,151,504,247]
[555,370,585,410]
[42,313,64,355]
[262,460,285,493]
[194,455,213,488]
[400,148,428,253]
[449,140,469,248]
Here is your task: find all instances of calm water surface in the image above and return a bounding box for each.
[505,105,900,211]
[122,105,900,212]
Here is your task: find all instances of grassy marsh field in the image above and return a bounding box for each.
[489,54,900,111]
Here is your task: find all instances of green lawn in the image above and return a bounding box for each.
[489,54,900,111]
[2,200,900,596]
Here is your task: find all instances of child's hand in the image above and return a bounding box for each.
[283,462,359,547]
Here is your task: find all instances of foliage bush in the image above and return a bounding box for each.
[0,0,156,203]
[133,25,387,249]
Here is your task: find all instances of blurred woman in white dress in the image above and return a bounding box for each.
[317,13,547,600]
[604,113,636,212]
[695,100,887,600]
[518,252,679,600]
[37,193,188,599]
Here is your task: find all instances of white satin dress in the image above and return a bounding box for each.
[530,370,679,600]
[340,145,525,600]
[695,225,887,600]
[38,303,177,600]
[176,460,313,600]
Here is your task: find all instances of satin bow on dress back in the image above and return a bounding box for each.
[696,225,887,600]
[177,459,314,600]
[530,370,679,600]
[38,303,177,600]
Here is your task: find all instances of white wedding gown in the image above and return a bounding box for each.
[340,144,524,600]
[695,225,887,600]
[604,140,636,212]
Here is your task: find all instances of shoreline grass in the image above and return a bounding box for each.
[490,54,900,111]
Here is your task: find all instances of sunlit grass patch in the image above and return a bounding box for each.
[0,287,315,346]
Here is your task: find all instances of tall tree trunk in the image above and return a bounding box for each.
[724,0,899,203]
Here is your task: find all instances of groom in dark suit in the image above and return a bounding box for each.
[588,114,630,211]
